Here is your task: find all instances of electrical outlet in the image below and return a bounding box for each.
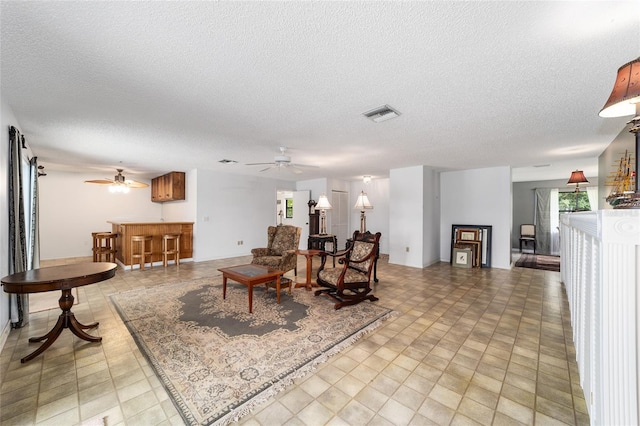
[405,246,410,252]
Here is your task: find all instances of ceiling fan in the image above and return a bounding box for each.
[246,147,318,174]
[85,169,149,193]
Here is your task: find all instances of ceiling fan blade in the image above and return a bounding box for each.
[124,180,149,188]
[85,179,115,185]
[246,162,275,166]
[290,163,319,169]
[259,166,274,172]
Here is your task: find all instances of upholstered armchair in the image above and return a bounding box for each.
[251,225,301,276]
[315,230,381,310]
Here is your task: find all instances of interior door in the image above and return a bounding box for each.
[330,190,349,250]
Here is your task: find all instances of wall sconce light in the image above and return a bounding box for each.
[599,57,640,209]
[353,191,373,233]
[316,194,332,234]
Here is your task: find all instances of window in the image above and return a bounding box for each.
[559,191,591,212]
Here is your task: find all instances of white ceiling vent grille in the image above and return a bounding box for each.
[363,105,401,123]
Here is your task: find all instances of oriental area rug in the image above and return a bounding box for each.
[515,253,561,272]
[110,277,393,426]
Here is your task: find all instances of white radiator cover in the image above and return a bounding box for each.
[560,210,640,425]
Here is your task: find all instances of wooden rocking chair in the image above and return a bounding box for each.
[315,231,381,309]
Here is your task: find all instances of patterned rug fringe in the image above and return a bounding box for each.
[214,310,397,426]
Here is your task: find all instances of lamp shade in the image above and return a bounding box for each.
[567,170,589,185]
[316,194,332,210]
[599,57,640,118]
[353,191,373,210]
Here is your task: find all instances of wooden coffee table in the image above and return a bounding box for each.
[218,264,284,313]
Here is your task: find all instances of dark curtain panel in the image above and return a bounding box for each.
[29,157,41,269]
[8,126,28,327]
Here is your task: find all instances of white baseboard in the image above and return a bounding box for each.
[0,319,11,356]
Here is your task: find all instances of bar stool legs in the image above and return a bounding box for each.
[92,232,117,263]
[162,234,181,267]
[130,235,153,270]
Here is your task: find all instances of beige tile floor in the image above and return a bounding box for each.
[0,255,588,425]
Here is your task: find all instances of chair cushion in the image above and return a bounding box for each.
[319,267,368,286]
[269,228,295,256]
[251,256,283,269]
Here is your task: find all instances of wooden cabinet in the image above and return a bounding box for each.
[151,172,185,202]
[309,212,319,235]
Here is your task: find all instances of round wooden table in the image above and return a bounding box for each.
[1,262,117,363]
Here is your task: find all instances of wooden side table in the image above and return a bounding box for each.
[1,262,117,363]
[295,249,322,290]
[308,234,337,267]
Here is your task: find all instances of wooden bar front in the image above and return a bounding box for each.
[108,221,194,267]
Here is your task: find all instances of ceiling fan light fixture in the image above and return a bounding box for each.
[363,105,401,123]
[108,184,130,193]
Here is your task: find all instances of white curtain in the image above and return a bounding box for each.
[550,188,560,256]
[586,186,598,211]
[535,188,552,255]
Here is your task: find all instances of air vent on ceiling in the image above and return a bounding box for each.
[218,159,238,164]
[363,105,401,123]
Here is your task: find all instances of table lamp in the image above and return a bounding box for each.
[567,170,589,211]
[353,191,373,233]
[316,194,332,234]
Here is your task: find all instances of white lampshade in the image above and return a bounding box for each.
[353,191,373,210]
[316,194,332,210]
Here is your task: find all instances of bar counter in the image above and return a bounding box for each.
[108,221,194,268]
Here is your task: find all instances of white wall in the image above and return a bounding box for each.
[38,170,160,260]
[388,166,426,267]
[423,168,441,267]
[193,169,294,261]
[440,166,512,270]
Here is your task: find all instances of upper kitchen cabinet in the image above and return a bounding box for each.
[151,171,185,202]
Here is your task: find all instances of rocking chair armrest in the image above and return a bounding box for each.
[317,249,349,272]
[317,249,348,259]
[251,247,269,257]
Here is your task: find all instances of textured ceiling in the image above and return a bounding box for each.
[1,1,638,182]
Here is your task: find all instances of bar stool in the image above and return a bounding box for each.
[130,235,153,270]
[92,232,117,262]
[162,233,181,267]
